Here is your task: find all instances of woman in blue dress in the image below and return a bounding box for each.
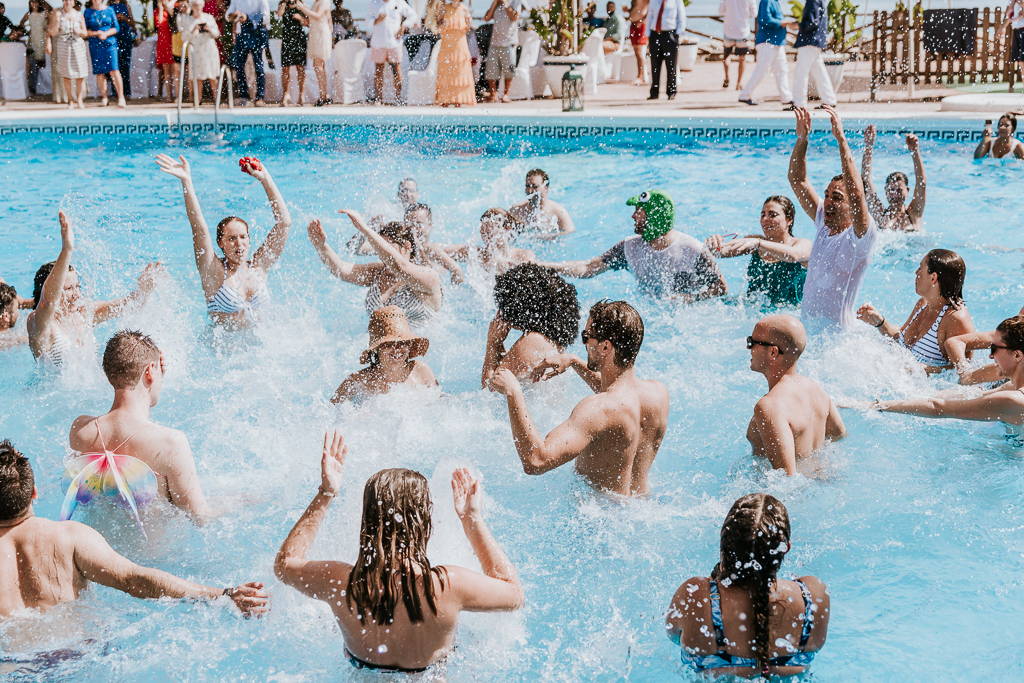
[83,0,126,106]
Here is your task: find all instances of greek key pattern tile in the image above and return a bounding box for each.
[0,121,985,141]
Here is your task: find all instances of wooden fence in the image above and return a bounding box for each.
[870,5,1018,90]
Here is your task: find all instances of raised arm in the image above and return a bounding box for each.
[447,468,524,612]
[974,123,992,159]
[825,106,871,237]
[905,134,927,221]
[861,124,885,223]
[73,522,269,615]
[30,211,74,338]
[93,262,163,323]
[238,161,293,272]
[481,312,513,387]
[488,369,600,475]
[274,431,353,601]
[155,155,221,294]
[789,107,820,220]
[307,219,382,286]
[339,209,441,300]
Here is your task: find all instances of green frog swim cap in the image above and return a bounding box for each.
[626,190,674,242]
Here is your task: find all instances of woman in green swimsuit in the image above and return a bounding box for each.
[706,196,812,308]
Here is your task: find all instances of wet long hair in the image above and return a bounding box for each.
[494,264,580,349]
[763,196,796,235]
[32,261,75,309]
[346,469,448,626]
[378,221,419,260]
[711,493,791,677]
[924,249,965,309]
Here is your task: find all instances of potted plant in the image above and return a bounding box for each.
[529,0,590,96]
[788,0,861,91]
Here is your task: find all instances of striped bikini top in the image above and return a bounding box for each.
[38,325,96,368]
[206,261,270,319]
[364,278,435,330]
[899,304,948,366]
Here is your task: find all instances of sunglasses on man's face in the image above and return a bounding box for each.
[746,336,782,354]
[581,329,595,345]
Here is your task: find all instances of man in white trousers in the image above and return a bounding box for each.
[738,0,792,105]
[791,0,836,109]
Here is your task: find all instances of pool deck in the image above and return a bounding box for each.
[2,60,1022,123]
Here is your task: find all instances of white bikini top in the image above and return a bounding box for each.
[206,261,270,319]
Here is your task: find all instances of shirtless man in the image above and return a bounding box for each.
[488,300,669,496]
[509,169,575,238]
[745,314,846,475]
[0,440,268,620]
[68,330,213,524]
[861,125,926,231]
[0,282,28,350]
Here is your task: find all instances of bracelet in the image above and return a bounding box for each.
[223,587,231,596]
[874,316,886,328]
[318,486,336,498]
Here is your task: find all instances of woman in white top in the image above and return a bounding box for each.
[155,154,293,327]
[857,249,974,372]
[864,316,1024,445]
[18,0,51,92]
[48,0,89,108]
[307,211,443,330]
[180,0,221,104]
[1004,0,1024,90]
[973,113,1024,160]
[27,212,162,368]
[297,0,333,105]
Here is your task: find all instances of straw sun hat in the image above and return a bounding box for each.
[360,306,430,365]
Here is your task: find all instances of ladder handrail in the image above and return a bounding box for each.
[175,41,199,130]
[214,64,233,135]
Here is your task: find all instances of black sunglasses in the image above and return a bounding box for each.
[746,336,782,354]
[991,343,1014,354]
[581,329,595,345]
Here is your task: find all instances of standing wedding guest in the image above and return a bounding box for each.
[170,0,187,97]
[367,0,416,103]
[482,0,526,102]
[110,0,134,98]
[277,0,306,106]
[736,0,792,106]
[298,0,332,105]
[1004,0,1024,91]
[18,0,50,94]
[791,0,835,110]
[788,106,876,330]
[718,0,755,90]
[331,0,356,42]
[203,0,227,64]
[308,213,443,329]
[861,126,926,231]
[274,433,524,672]
[155,0,174,100]
[156,154,292,326]
[627,0,648,85]
[27,212,162,368]
[434,0,474,106]
[48,0,88,108]
[0,440,270,620]
[644,0,684,100]
[667,493,829,677]
[973,113,1024,159]
[226,0,270,106]
[84,0,126,107]
[180,0,221,105]
[705,195,811,308]
[331,306,438,404]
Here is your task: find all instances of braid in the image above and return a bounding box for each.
[716,493,791,678]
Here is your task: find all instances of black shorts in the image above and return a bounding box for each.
[723,39,752,57]
[173,54,181,64]
[1013,27,1024,62]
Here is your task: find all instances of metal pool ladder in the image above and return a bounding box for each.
[175,41,233,136]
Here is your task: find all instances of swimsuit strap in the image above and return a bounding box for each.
[707,580,727,652]
[795,579,813,648]
[93,419,148,455]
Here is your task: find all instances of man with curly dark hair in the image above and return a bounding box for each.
[488,300,669,496]
[482,264,580,387]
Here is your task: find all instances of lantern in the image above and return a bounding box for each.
[561,65,584,112]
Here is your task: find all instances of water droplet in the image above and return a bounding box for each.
[394,512,403,523]
[378,645,388,654]
[739,612,747,620]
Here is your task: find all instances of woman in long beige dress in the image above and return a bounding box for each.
[298,0,333,105]
[434,0,474,106]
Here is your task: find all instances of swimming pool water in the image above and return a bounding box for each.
[1,118,1023,681]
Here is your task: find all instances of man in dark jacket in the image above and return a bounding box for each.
[792,0,836,109]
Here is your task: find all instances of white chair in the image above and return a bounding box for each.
[37,53,54,95]
[0,42,27,100]
[605,34,628,81]
[405,43,438,105]
[579,27,606,94]
[507,30,541,100]
[530,45,549,97]
[332,39,368,104]
[263,39,283,102]
[618,45,650,83]
[131,36,157,98]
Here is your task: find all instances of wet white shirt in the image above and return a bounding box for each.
[718,0,757,40]
[802,202,878,330]
[368,0,417,49]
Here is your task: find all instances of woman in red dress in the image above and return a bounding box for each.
[202,0,225,64]
[155,0,174,100]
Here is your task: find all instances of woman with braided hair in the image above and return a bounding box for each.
[666,493,829,678]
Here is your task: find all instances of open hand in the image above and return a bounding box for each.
[487,367,520,395]
[338,208,371,234]
[856,302,883,327]
[58,210,74,251]
[906,133,919,152]
[307,219,327,248]
[705,234,726,253]
[793,106,811,139]
[823,105,845,141]
[321,430,347,496]
[451,467,482,522]
[155,154,192,182]
[863,124,876,147]
[137,262,165,295]
[226,582,270,618]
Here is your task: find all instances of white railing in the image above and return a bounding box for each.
[176,41,233,135]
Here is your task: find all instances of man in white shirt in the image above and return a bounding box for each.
[367,0,417,103]
[644,0,685,100]
[484,0,528,102]
[226,0,271,105]
[718,0,756,90]
[788,106,877,330]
